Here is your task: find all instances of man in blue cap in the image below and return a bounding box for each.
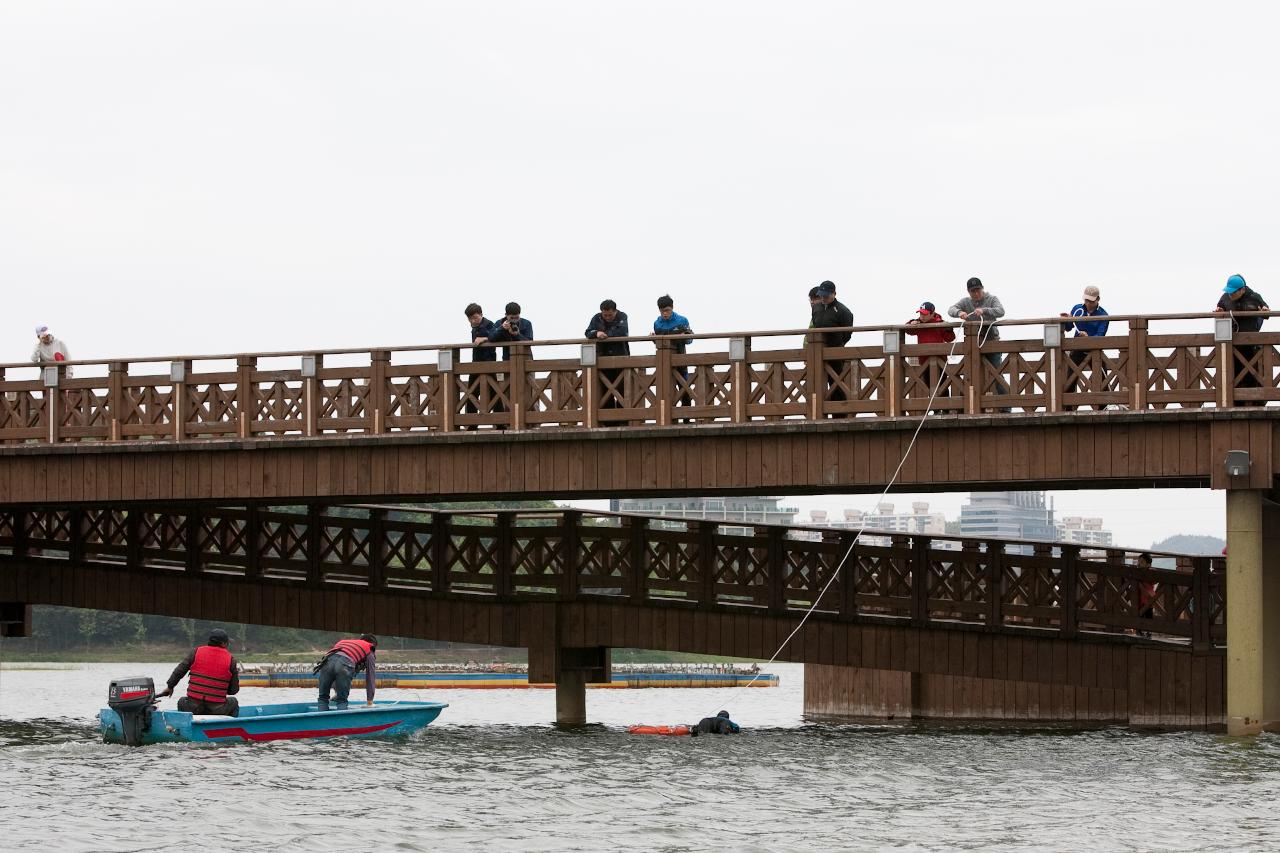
[1215,275,1270,402]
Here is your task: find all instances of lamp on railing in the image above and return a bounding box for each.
[1214,317,1234,343]
[169,361,185,383]
[42,366,59,388]
[300,355,317,378]
[580,343,597,367]
[1225,449,1251,478]
[882,330,901,355]
[1042,323,1062,348]
[729,337,747,361]
[436,350,453,373]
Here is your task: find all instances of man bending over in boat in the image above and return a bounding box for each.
[156,627,241,717]
[314,634,378,711]
[691,710,740,736]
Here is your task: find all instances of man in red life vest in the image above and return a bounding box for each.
[315,634,378,710]
[157,627,241,717]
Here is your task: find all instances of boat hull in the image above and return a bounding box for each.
[99,700,447,745]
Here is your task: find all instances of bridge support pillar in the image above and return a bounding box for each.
[526,605,611,725]
[1225,490,1280,736]
[0,602,32,638]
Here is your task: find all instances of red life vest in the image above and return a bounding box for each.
[187,645,234,703]
[332,638,373,668]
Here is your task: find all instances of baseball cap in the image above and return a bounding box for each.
[918,301,935,314]
[816,281,835,296]
[35,324,50,337]
[1224,274,1247,294]
[1082,285,1100,302]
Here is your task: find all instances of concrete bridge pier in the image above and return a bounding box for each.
[1225,490,1280,736]
[524,603,611,725]
[0,602,31,638]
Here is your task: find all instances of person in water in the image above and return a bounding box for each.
[158,627,241,717]
[691,710,740,735]
[314,633,378,710]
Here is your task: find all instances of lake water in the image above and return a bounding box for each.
[1,661,1278,852]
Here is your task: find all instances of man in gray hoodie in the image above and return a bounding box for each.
[947,278,1008,404]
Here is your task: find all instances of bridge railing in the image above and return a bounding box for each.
[0,311,1276,443]
[0,505,1226,646]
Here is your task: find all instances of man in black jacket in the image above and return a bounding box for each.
[586,299,630,412]
[462,303,501,420]
[1216,274,1270,402]
[810,281,854,411]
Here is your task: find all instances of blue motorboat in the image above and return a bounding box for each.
[100,676,447,745]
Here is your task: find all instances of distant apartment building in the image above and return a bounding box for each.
[958,491,1057,542]
[1056,516,1114,549]
[805,501,947,536]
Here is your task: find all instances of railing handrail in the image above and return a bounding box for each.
[3,309,1275,372]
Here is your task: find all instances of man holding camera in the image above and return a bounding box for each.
[585,299,630,411]
[488,301,534,360]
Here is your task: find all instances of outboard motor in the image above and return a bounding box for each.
[107,677,156,746]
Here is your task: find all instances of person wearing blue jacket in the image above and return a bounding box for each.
[461,303,501,421]
[1060,285,1110,409]
[653,295,694,416]
[488,301,534,361]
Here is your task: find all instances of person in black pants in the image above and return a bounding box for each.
[585,299,630,411]
[810,281,854,412]
[462,303,499,420]
[1216,274,1270,405]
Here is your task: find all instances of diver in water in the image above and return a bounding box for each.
[690,710,740,736]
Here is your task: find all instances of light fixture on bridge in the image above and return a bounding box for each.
[580,344,597,367]
[436,350,453,373]
[169,361,185,383]
[1214,317,1234,343]
[1225,449,1251,478]
[1042,323,1062,348]
[729,337,747,362]
[300,355,317,378]
[882,330,901,355]
[42,366,59,388]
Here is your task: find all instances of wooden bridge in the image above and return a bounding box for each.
[0,504,1228,728]
[1,310,1276,732]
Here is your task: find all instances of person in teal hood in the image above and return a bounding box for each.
[1215,275,1270,403]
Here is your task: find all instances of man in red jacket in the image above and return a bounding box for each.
[905,301,956,403]
[158,627,241,716]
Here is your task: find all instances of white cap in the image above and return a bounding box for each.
[35,324,50,337]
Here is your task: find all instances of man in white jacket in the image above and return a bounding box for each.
[31,324,73,378]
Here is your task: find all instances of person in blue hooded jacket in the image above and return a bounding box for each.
[652,294,694,415]
[1060,285,1110,409]
[1215,274,1270,401]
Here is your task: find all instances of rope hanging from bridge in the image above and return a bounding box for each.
[704,317,991,718]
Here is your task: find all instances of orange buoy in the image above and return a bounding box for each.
[627,724,690,736]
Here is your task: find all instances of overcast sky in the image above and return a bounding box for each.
[3,1,1273,544]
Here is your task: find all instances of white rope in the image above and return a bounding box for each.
[705,315,988,713]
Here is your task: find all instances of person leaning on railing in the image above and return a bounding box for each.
[487,301,534,360]
[810,281,854,411]
[948,277,1009,407]
[585,299,630,410]
[1060,285,1110,410]
[652,294,694,414]
[904,302,955,405]
[461,303,501,421]
[1215,274,1270,403]
[31,324,73,378]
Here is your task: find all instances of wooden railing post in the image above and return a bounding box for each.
[839,532,858,619]
[985,540,1004,627]
[767,525,787,614]
[731,337,749,423]
[11,509,29,559]
[368,508,387,592]
[510,346,529,431]
[1128,318,1148,411]
[1059,544,1078,638]
[370,349,390,434]
[654,338,674,427]
[306,505,323,587]
[494,513,514,596]
[885,330,903,418]
[910,535,929,627]
[1045,325,1063,414]
[964,326,982,414]
[236,356,256,439]
[185,506,203,575]
[438,351,456,433]
[698,520,717,606]
[69,508,86,565]
[173,360,191,442]
[108,361,126,441]
[303,354,322,437]
[1217,325,1235,409]
[628,516,649,601]
[560,510,581,597]
[244,506,262,579]
[43,367,60,444]
[805,332,825,420]
[432,512,452,594]
[1192,556,1212,649]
